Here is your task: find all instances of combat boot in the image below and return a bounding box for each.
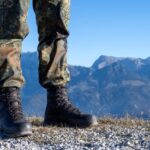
[44,85,98,127]
[0,87,32,137]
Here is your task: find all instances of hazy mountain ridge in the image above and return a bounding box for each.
[21,52,150,119]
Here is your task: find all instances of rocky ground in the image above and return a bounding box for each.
[0,117,149,150]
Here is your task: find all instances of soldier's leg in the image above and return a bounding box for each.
[0,0,30,88]
[33,0,70,88]
[33,0,97,127]
[0,0,32,137]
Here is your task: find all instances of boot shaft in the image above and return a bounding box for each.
[0,87,24,121]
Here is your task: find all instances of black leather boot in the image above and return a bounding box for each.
[0,87,32,137]
[44,85,98,127]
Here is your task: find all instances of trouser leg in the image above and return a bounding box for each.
[0,0,30,88]
[33,0,70,88]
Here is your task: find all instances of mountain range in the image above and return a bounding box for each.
[21,52,150,119]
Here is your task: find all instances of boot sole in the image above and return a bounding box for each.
[3,131,32,138]
[43,116,98,128]
[43,121,96,128]
[0,128,32,138]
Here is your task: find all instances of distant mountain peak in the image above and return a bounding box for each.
[92,55,124,69]
[91,55,150,70]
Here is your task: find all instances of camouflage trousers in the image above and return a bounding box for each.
[0,0,70,88]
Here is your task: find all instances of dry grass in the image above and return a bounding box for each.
[29,116,150,128]
[29,117,44,126]
[98,116,149,128]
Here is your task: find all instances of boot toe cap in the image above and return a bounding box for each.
[82,114,98,127]
[4,121,32,137]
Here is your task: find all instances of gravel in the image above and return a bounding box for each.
[0,118,149,150]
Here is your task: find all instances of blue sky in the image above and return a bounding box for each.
[23,0,150,67]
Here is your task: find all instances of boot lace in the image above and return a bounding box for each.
[55,86,81,114]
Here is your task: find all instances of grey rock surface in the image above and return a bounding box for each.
[0,118,149,150]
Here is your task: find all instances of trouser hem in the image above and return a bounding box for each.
[0,81,24,88]
[41,80,69,89]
